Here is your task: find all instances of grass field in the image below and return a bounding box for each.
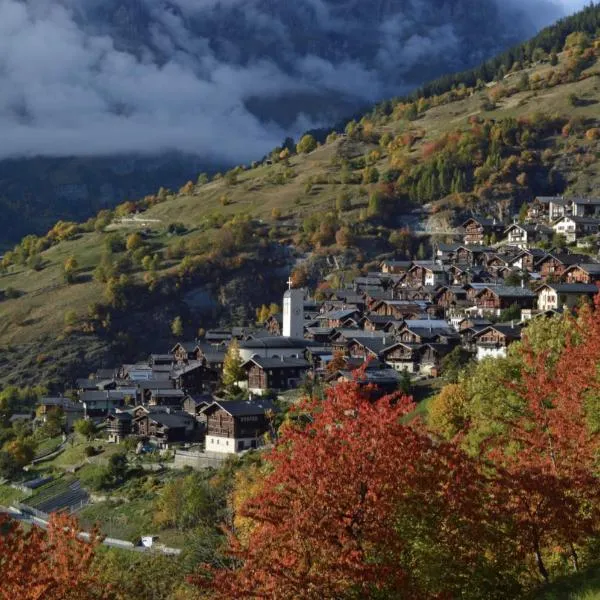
[0,483,27,507]
[533,564,600,600]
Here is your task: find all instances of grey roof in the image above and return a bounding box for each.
[572,197,600,205]
[145,412,194,428]
[240,337,317,350]
[149,389,185,398]
[462,216,500,227]
[39,397,81,410]
[565,263,600,274]
[476,285,536,298]
[170,341,198,353]
[349,337,390,355]
[319,309,360,320]
[538,283,599,294]
[205,399,278,417]
[474,325,522,341]
[536,253,593,266]
[555,216,600,225]
[244,357,310,370]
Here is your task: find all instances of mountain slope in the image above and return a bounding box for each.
[0,10,599,389]
[0,0,568,246]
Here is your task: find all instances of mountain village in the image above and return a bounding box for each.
[24,193,600,460]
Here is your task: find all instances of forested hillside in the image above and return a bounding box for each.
[0,0,574,245]
[0,6,600,389]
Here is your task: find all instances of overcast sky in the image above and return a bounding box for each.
[0,0,591,164]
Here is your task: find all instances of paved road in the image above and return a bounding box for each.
[0,506,180,555]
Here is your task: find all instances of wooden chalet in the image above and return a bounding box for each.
[106,411,133,443]
[202,399,277,454]
[473,325,522,360]
[380,342,421,373]
[380,260,412,274]
[509,248,548,272]
[133,410,196,446]
[473,286,536,314]
[369,299,427,320]
[535,253,590,279]
[171,342,201,364]
[504,223,552,249]
[462,217,503,246]
[562,263,600,284]
[244,357,310,394]
[434,286,469,309]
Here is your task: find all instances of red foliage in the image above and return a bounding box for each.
[0,512,114,600]
[487,297,600,579]
[195,377,519,599]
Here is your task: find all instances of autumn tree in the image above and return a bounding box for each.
[222,339,245,394]
[63,256,78,284]
[326,349,346,373]
[296,134,317,154]
[193,377,523,599]
[171,316,184,337]
[125,232,143,252]
[483,300,600,581]
[0,513,115,600]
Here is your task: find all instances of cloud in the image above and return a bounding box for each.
[0,0,584,164]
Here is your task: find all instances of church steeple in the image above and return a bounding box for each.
[283,278,304,339]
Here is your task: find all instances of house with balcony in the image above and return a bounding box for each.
[552,216,600,243]
[473,324,522,360]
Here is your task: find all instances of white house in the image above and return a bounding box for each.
[536,283,598,311]
[472,325,521,361]
[552,216,600,243]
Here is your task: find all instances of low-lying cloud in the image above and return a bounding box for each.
[0,0,588,164]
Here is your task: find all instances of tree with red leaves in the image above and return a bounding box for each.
[0,512,116,600]
[193,377,522,599]
[485,298,600,581]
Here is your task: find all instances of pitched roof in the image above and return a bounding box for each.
[239,337,317,350]
[565,263,600,275]
[205,399,278,417]
[537,283,599,294]
[473,325,522,341]
[243,357,310,370]
[476,285,536,298]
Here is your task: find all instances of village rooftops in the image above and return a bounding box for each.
[239,337,318,350]
[572,197,600,206]
[535,252,596,266]
[565,263,600,274]
[202,399,278,417]
[475,285,536,298]
[536,283,599,294]
[242,356,310,370]
[473,324,522,341]
[38,397,81,410]
[553,215,600,225]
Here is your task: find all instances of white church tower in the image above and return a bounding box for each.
[283,277,304,339]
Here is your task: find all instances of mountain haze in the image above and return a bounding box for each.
[0,0,585,245]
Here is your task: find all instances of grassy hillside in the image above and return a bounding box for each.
[0,30,599,389]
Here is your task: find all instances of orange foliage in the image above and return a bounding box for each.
[0,513,115,600]
[193,377,518,599]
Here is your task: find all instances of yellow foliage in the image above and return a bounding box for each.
[232,463,267,546]
[428,383,469,440]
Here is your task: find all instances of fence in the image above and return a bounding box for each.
[174,450,226,470]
